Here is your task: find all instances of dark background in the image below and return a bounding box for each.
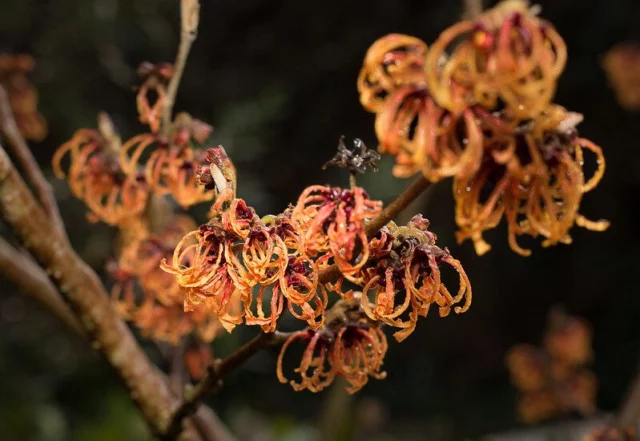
[0,0,639,440]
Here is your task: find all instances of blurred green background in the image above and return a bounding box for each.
[0,0,639,440]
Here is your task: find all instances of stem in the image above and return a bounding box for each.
[349,173,357,189]
[0,236,84,337]
[0,84,67,240]
[192,407,239,441]
[166,331,293,439]
[169,339,188,401]
[363,175,430,235]
[462,0,483,19]
[162,0,200,134]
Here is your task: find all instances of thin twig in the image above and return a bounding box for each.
[349,173,357,189]
[0,84,67,240]
[165,331,293,439]
[462,0,483,19]
[0,236,84,337]
[318,377,353,440]
[170,339,188,401]
[162,0,201,133]
[192,407,239,441]
[617,363,640,427]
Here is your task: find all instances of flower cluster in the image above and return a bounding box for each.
[120,111,216,208]
[357,216,472,341]
[53,119,148,226]
[162,144,472,392]
[54,27,475,394]
[585,426,637,441]
[506,309,597,424]
[53,62,217,228]
[109,215,224,344]
[358,0,608,255]
[0,53,47,141]
[277,295,387,393]
[53,61,230,346]
[602,42,640,111]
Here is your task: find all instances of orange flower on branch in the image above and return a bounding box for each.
[358,35,484,181]
[602,42,640,111]
[109,215,224,344]
[358,33,428,114]
[0,53,47,141]
[506,309,597,424]
[120,114,216,208]
[425,0,567,119]
[585,426,638,441]
[277,296,387,393]
[243,253,325,333]
[359,216,472,341]
[135,61,173,133]
[53,126,148,226]
[239,211,326,332]
[292,185,382,278]
[160,221,246,332]
[134,300,223,345]
[454,107,608,255]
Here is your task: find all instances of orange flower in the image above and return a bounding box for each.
[0,53,47,141]
[53,128,148,226]
[544,309,593,368]
[120,115,216,208]
[358,35,484,181]
[161,222,246,332]
[454,107,608,255]
[277,297,387,393]
[602,42,640,111]
[357,33,428,114]
[506,344,547,392]
[109,215,224,344]
[292,186,382,278]
[135,62,173,133]
[239,215,325,332]
[506,310,597,424]
[359,216,471,341]
[425,0,567,119]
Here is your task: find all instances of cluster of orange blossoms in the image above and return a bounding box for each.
[53,55,472,391]
[161,143,471,392]
[53,62,215,228]
[0,53,47,141]
[506,310,597,424]
[108,215,222,344]
[51,0,616,396]
[53,62,227,344]
[585,426,638,441]
[358,0,608,256]
[602,42,640,111]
